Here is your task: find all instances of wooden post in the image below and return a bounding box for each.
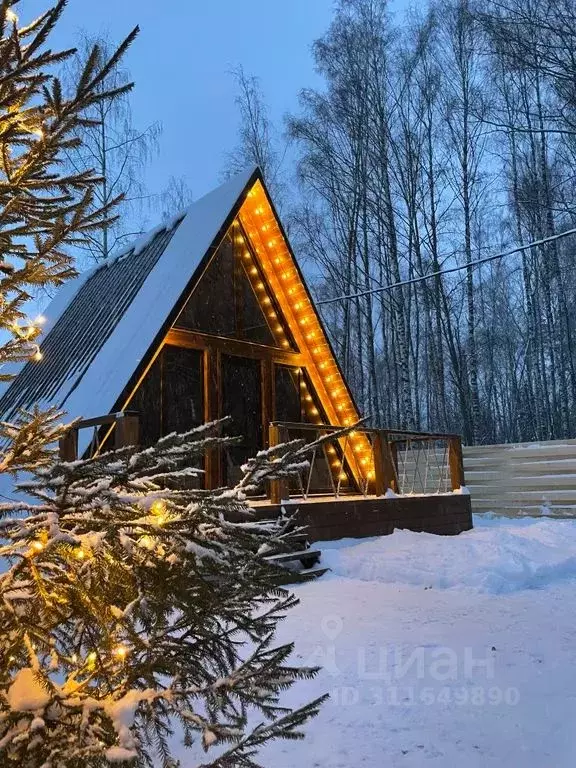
[269,423,289,505]
[204,347,221,489]
[372,431,398,496]
[389,440,399,492]
[448,436,465,491]
[59,429,78,461]
[115,412,139,449]
[372,432,386,497]
[261,359,273,447]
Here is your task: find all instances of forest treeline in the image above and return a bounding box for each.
[279,0,576,445]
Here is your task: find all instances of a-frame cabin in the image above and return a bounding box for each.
[0,168,472,540]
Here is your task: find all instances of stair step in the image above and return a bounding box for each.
[264,550,322,566]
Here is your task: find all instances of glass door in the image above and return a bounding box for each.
[221,354,262,486]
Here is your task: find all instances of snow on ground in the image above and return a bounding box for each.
[175,514,576,767]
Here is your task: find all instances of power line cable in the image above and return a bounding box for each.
[316,227,576,307]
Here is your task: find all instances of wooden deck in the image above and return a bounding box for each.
[249,492,473,542]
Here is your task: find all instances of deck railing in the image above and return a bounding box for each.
[59,411,140,461]
[58,413,465,506]
[268,422,465,504]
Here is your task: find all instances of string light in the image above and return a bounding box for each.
[113,645,128,660]
[238,181,376,483]
[150,499,166,525]
[33,350,43,362]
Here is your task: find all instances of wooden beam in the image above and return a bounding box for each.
[373,432,399,495]
[269,423,289,504]
[165,327,303,366]
[204,347,221,489]
[59,429,78,462]
[261,358,273,448]
[448,436,465,491]
[115,413,139,449]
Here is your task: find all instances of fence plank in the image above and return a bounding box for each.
[463,440,576,516]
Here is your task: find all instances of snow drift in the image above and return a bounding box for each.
[320,515,576,593]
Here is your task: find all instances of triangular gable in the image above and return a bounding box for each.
[114,173,372,483]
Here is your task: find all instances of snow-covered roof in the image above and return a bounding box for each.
[0,166,259,426]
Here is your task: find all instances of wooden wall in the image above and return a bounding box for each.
[252,493,473,542]
[464,439,576,517]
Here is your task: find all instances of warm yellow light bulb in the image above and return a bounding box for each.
[250,266,258,275]
[6,9,18,23]
[33,350,43,362]
[75,548,85,560]
[150,500,166,524]
[256,281,265,290]
[263,297,271,305]
[114,645,128,659]
[31,540,44,553]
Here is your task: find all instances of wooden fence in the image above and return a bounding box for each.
[463,439,576,517]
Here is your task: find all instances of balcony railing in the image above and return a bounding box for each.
[58,413,465,507]
[59,411,139,461]
[268,422,465,504]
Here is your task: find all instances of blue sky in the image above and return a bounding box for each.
[22,0,335,201]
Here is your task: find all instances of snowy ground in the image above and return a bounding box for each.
[176,514,576,767]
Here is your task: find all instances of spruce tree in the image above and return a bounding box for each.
[0,3,327,765]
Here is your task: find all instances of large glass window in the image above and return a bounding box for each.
[221,354,262,486]
[128,346,203,446]
[174,225,296,349]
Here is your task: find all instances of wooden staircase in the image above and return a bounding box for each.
[260,529,328,582]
